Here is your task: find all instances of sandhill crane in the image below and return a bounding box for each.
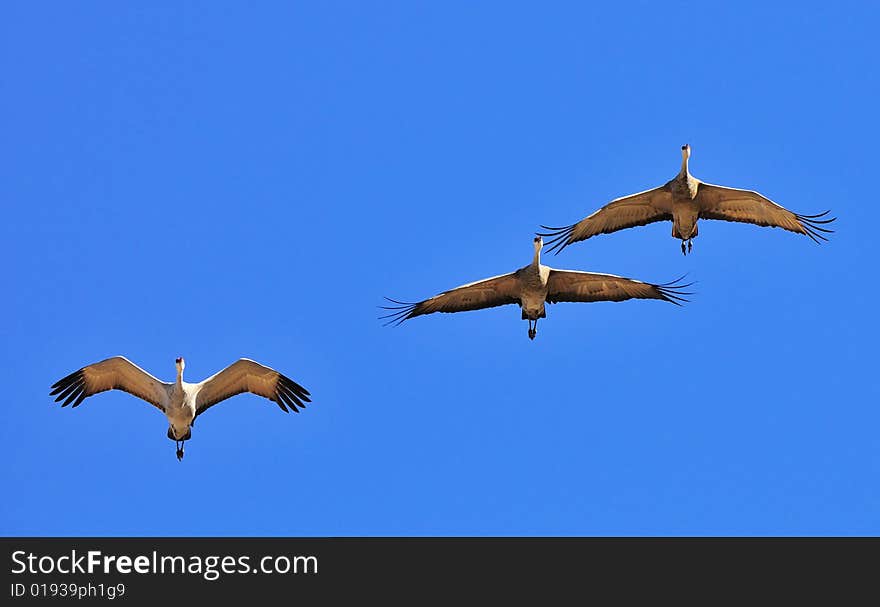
[538,144,836,255]
[381,236,691,340]
[49,356,311,460]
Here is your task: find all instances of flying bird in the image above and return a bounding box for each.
[538,144,835,255]
[381,236,691,340]
[49,356,311,461]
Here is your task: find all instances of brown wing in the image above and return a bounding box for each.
[696,183,835,243]
[546,270,692,305]
[538,186,674,254]
[49,356,171,411]
[381,272,522,326]
[194,358,311,417]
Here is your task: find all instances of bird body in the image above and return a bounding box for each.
[666,166,701,244]
[382,237,690,339]
[539,144,835,255]
[514,257,551,322]
[166,380,195,442]
[49,356,311,460]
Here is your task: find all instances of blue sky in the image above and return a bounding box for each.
[2,1,878,535]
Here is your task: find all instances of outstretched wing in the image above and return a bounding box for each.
[380,272,522,326]
[696,183,835,243]
[538,186,674,254]
[194,358,311,418]
[49,356,171,411]
[546,271,692,305]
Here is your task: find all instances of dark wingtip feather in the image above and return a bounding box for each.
[654,274,696,305]
[797,210,835,220]
[49,369,82,395]
[50,369,88,407]
[62,382,87,407]
[53,380,83,403]
[378,298,420,326]
[536,224,577,255]
[796,211,836,244]
[275,397,290,413]
[275,374,311,414]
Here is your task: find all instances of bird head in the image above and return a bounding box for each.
[680,143,691,159]
[533,235,543,248]
[175,357,185,373]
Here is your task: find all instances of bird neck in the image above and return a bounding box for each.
[679,153,690,177]
[175,369,183,388]
[532,246,541,266]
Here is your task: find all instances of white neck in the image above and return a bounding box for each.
[680,149,690,176]
[533,242,542,266]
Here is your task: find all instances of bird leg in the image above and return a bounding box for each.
[687,239,693,254]
[176,441,184,462]
[528,319,537,340]
[681,241,686,255]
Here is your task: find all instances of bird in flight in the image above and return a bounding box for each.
[538,144,835,255]
[381,236,691,340]
[49,356,311,461]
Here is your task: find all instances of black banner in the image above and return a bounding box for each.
[2,537,875,601]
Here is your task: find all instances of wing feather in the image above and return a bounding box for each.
[49,356,171,412]
[696,183,835,243]
[538,186,674,254]
[195,359,311,417]
[546,271,692,305]
[380,272,522,326]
